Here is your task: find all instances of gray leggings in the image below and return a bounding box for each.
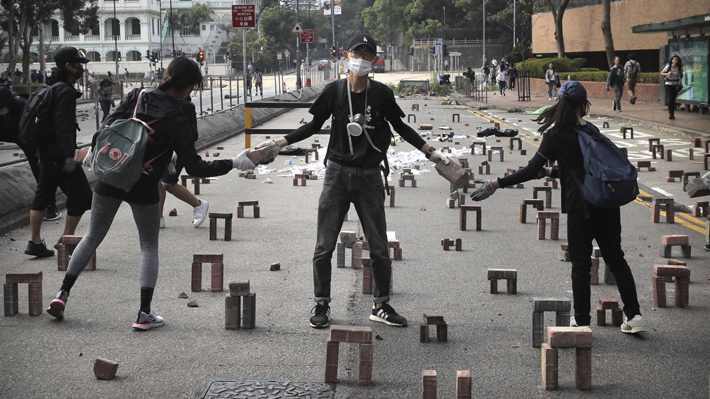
[66,192,160,288]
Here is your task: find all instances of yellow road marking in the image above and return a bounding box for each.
[637,189,706,234]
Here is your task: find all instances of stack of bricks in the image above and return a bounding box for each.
[489,146,504,162]
[305,148,318,162]
[509,137,522,151]
[590,255,600,285]
[4,272,43,316]
[692,201,709,217]
[651,143,665,160]
[293,174,308,186]
[57,235,96,271]
[441,238,462,251]
[660,235,691,258]
[400,171,417,187]
[458,158,469,169]
[666,170,684,182]
[536,211,560,240]
[652,265,689,308]
[209,213,233,241]
[652,197,675,223]
[192,253,224,292]
[325,325,373,385]
[487,269,517,294]
[543,178,558,189]
[620,126,633,139]
[596,298,623,326]
[225,280,256,329]
[541,327,593,390]
[471,141,486,155]
[237,201,260,218]
[459,205,482,231]
[181,175,201,194]
[420,314,447,343]
[636,161,655,172]
[533,186,553,209]
[245,170,256,179]
[520,199,544,223]
[532,297,571,348]
[388,185,396,207]
[388,239,402,261]
[337,231,357,268]
[664,259,689,281]
[478,160,490,175]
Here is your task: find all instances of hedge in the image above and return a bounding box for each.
[561,71,659,84]
[514,58,588,79]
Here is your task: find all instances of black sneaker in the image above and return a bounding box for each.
[47,290,69,319]
[43,206,62,221]
[704,243,710,252]
[25,240,54,257]
[669,115,676,120]
[370,302,407,327]
[630,96,637,105]
[309,300,331,328]
[612,102,616,111]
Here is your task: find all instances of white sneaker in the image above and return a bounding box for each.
[193,199,209,228]
[548,98,552,101]
[159,217,166,229]
[570,316,578,327]
[132,309,165,330]
[621,315,646,334]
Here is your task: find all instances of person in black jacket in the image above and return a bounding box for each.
[470,81,646,334]
[0,87,61,220]
[252,33,451,329]
[46,57,257,330]
[606,56,625,112]
[26,47,94,258]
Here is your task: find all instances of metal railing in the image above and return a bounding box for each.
[413,38,501,46]
[517,70,532,102]
[455,76,488,103]
[243,102,331,149]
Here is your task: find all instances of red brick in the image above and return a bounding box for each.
[547,326,593,348]
[667,259,687,266]
[270,263,281,271]
[324,341,340,383]
[541,343,558,390]
[422,370,437,399]
[238,201,259,206]
[328,325,372,343]
[652,275,667,307]
[28,282,42,316]
[6,272,42,284]
[211,263,224,292]
[193,253,224,263]
[419,322,429,343]
[228,280,250,296]
[598,298,619,310]
[423,314,445,325]
[456,370,472,399]
[394,248,403,260]
[94,358,119,380]
[191,262,201,292]
[61,235,84,245]
[537,211,559,219]
[661,235,689,246]
[357,343,374,386]
[575,347,593,390]
[653,265,689,277]
[675,277,689,308]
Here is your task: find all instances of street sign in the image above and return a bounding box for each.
[277,52,282,60]
[291,22,303,33]
[284,50,290,56]
[232,5,255,28]
[300,29,314,43]
[449,52,462,57]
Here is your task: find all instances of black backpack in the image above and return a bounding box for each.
[19,83,62,147]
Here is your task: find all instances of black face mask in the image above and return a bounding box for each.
[71,64,84,79]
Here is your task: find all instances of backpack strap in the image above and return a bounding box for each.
[131,89,166,171]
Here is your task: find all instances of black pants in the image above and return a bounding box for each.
[567,204,641,326]
[32,155,92,216]
[313,166,391,304]
[509,77,516,89]
[665,85,678,116]
[100,100,112,122]
[612,83,624,110]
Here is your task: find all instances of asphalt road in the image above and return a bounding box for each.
[0,87,708,398]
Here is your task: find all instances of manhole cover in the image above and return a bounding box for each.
[195,379,334,399]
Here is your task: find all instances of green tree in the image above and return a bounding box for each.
[362,0,408,46]
[184,3,213,35]
[164,10,182,37]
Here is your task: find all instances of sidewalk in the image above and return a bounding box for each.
[454,85,710,139]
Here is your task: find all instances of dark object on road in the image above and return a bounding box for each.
[187,300,198,307]
[278,145,308,156]
[94,358,119,380]
[687,178,710,198]
[477,128,519,137]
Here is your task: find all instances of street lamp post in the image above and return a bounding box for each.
[482,0,486,66]
[114,0,119,79]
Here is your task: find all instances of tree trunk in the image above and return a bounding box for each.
[601,0,615,69]
[545,0,572,59]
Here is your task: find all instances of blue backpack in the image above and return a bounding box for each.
[572,122,639,208]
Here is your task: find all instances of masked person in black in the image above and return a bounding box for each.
[253,34,451,329]
[470,81,645,334]
[26,47,94,258]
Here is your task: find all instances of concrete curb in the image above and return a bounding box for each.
[451,93,710,140]
[0,83,327,235]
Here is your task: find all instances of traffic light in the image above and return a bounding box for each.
[443,44,449,57]
[198,51,204,65]
[146,50,151,60]
[225,50,230,60]
[429,47,435,54]
[409,47,414,56]
[177,50,181,58]
[117,51,122,61]
[153,53,159,63]
[331,46,336,58]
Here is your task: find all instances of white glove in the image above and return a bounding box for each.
[254,140,282,159]
[232,149,257,171]
[470,179,498,201]
[428,149,450,165]
[82,147,93,168]
[167,152,178,175]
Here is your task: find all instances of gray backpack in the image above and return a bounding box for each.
[90,89,164,191]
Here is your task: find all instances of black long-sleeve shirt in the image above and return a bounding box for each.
[285,79,426,169]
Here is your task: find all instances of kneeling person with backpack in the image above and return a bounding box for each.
[46,57,257,330]
[470,81,646,335]
[22,47,94,258]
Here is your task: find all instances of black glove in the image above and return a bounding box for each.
[62,158,76,174]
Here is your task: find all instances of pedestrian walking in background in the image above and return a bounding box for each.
[624,53,642,104]
[444,59,449,71]
[497,64,507,96]
[470,81,646,334]
[660,55,683,120]
[545,63,558,100]
[25,47,94,258]
[482,63,490,85]
[124,68,130,86]
[46,57,257,329]
[97,79,114,122]
[509,65,517,89]
[252,33,452,330]
[253,68,263,96]
[606,56,625,112]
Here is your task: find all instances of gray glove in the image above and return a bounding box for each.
[254,140,282,159]
[62,158,76,174]
[82,147,93,168]
[470,179,497,201]
[232,149,257,171]
[167,152,178,175]
[428,149,450,164]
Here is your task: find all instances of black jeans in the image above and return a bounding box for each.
[567,204,641,326]
[665,85,678,116]
[32,155,92,216]
[313,167,391,304]
[612,83,624,110]
[99,100,112,122]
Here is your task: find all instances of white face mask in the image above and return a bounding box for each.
[348,57,373,76]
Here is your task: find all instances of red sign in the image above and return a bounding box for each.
[232,5,255,28]
[300,29,314,43]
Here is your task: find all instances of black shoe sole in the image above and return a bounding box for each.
[24,249,55,257]
[369,314,407,327]
[47,300,65,320]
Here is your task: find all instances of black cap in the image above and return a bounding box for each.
[347,34,377,53]
[0,87,14,108]
[55,46,90,65]
[558,81,591,106]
